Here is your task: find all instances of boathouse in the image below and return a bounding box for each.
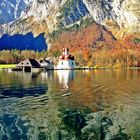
[17,58,41,72]
[56,48,76,69]
[40,58,54,70]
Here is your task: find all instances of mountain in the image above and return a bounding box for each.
[0,0,139,57]
[0,0,139,36]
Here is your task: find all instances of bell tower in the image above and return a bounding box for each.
[64,48,69,56]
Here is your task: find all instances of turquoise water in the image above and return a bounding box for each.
[0,69,140,140]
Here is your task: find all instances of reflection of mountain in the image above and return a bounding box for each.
[0,114,29,139]
[0,85,47,98]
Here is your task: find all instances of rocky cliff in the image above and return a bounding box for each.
[0,0,89,36]
[0,0,32,24]
[84,0,140,36]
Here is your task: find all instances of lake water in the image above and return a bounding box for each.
[0,69,140,140]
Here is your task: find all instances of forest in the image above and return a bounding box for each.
[0,50,48,64]
[0,46,140,68]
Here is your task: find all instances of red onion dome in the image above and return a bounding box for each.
[59,55,65,60]
[64,55,69,60]
[67,55,74,60]
[71,56,75,60]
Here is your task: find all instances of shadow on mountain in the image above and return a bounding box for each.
[0,32,47,51]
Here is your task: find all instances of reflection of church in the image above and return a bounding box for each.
[56,48,76,69]
[56,70,75,89]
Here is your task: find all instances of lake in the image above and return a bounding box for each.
[0,69,140,140]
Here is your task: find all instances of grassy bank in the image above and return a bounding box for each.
[0,64,16,69]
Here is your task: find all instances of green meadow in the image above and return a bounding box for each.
[0,64,16,69]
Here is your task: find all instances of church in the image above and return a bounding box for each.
[56,48,76,69]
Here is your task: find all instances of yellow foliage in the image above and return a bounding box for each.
[93,65,99,69]
[87,61,93,67]
[113,63,122,69]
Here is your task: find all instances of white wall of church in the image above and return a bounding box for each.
[57,60,76,69]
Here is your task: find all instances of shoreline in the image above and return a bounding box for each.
[0,64,140,71]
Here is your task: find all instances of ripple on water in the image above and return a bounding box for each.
[0,70,140,139]
[0,113,30,139]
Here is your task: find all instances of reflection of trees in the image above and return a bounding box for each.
[60,109,86,140]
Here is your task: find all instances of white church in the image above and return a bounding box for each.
[56,48,76,69]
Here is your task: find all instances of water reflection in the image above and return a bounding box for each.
[0,114,29,140]
[0,71,48,98]
[0,69,140,139]
[55,70,75,90]
[41,70,54,82]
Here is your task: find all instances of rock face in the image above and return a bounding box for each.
[0,0,89,36]
[0,0,32,24]
[21,0,66,32]
[84,0,140,28]
[0,0,139,44]
[83,0,140,37]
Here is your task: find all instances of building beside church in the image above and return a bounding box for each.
[39,58,54,70]
[16,58,41,72]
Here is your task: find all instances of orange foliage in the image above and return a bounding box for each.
[49,22,140,67]
[50,22,122,54]
[123,34,140,49]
